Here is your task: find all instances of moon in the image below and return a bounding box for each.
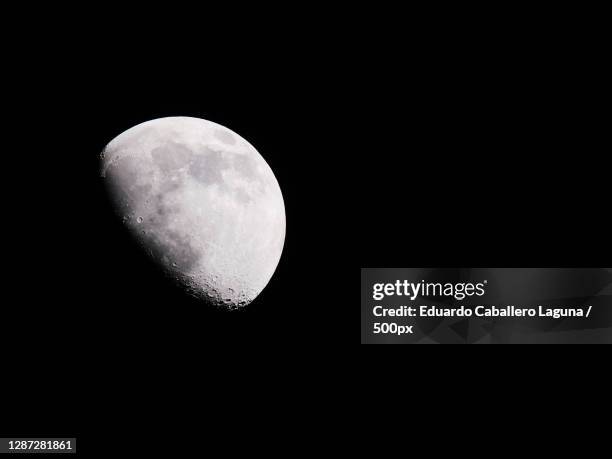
[100,116,286,309]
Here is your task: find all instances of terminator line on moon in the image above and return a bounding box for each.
[100,117,286,309]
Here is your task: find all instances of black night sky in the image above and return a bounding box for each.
[2,11,609,452]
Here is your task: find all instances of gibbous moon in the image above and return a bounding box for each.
[100,117,286,309]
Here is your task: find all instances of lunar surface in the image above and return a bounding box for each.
[100,117,285,309]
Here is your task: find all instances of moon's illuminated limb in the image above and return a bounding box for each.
[100,117,286,309]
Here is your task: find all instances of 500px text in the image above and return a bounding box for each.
[373,323,414,335]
